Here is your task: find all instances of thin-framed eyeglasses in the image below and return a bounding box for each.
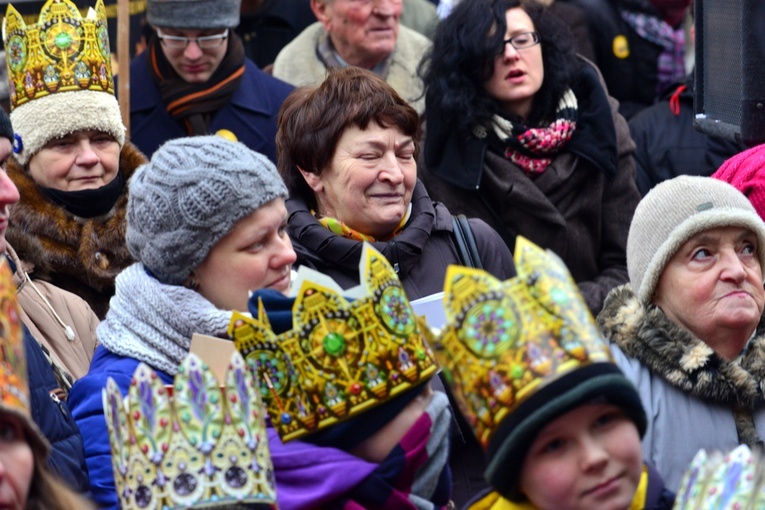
[156,28,229,49]
[502,31,540,51]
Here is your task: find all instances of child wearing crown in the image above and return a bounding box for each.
[230,243,453,508]
[434,238,676,510]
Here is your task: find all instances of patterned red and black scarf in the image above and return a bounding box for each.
[492,88,578,176]
[147,32,245,135]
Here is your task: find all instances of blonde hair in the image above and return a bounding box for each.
[26,446,96,510]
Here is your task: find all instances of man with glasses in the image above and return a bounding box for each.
[127,0,293,162]
[271,0,431,115]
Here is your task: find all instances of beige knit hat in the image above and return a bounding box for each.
[628,175,765,304]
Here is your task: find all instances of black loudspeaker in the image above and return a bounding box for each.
[694,0,765,147]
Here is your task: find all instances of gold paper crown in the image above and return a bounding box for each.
[103,352,278,510]
[3,0,113,111]
[674,445,765,509]
[229,243,438,443]
[434,237,611,448]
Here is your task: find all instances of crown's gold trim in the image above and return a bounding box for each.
[434,237,611,447]
[230,243,438,442]
[4,0,114,111]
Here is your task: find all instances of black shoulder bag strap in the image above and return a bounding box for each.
[451,214,484,270]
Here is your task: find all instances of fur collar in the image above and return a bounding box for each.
[598,284,765,408]
[6,142,146,317]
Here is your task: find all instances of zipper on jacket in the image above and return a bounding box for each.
[49,390,68,417]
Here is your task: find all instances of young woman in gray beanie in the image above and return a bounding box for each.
[66,136,296,509]
[597,175,765,491]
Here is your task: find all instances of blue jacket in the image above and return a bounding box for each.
[24,326,90,494]
[127,53,294,162]
[69,346,174,509]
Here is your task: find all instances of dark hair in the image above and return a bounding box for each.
[420,0,580,133]
[276,67,420,209]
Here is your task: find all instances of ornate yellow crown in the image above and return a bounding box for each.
[3,0,113,110]
[433,237,611,448]
[102,352,277,510]
[229,243,438,443]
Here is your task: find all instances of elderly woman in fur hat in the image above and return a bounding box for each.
[3,0,146,319]
[597,175,765,491]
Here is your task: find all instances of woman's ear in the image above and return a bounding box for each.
[299,167,323,193]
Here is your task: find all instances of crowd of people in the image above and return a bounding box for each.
[0,0,764,508]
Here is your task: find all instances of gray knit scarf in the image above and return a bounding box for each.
[98,263,233,375]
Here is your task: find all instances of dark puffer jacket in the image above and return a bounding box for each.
[629,74,747,196]
[25,325,90,494]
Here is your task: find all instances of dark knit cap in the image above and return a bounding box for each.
[0,109,12,141]
[147,0,241,29]
[484,363,647,502]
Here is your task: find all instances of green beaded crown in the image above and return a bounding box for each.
[3,0,114,110]
[103,352,277,509]
[229,243,439,442]
[434,236,612,448]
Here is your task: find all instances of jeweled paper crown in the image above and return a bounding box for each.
[229,243,439,442]
[3,0,125,165]
[3,0,112,109]
[433,236,612,448]
[674,445,765,509]
[103,352,277,509]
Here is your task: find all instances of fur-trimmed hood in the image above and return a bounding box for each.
[598,284,765,408]
[6,141,146,318]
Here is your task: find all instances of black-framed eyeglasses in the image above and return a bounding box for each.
[502,31,540,51]
[156,28,229,49]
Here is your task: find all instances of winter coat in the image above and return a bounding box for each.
[419,61,640,315]
[272,22,430,114]
[69,346,171,509]
[287,181,516,300]
[24,324,90,495]
[598,284,765,490]
[128,55,293,162]
[8,245,98,385]
[6,142,144,319]
[629,75,747,196]
[559,0,667,119]
[463,462,674,509]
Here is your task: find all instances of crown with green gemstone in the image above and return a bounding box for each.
[433,236,612,448]
[229,243,439,443]
[3,0,114,111]
[102,352,277,510]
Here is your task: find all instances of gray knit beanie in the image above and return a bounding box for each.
[127,136,287,285]
[628,175,765,304]
[147,0,241,29]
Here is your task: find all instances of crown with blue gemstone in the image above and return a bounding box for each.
[433,236,612,448]
[102,352,277,509]
[229,243,439,443]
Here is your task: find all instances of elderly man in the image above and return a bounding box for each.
[128,0,293,161]
[272,0,430,114]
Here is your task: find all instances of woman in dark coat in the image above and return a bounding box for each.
[418,0,641,315]
[277,67,516,301]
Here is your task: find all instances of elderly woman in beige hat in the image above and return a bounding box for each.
[598,175,765,491]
